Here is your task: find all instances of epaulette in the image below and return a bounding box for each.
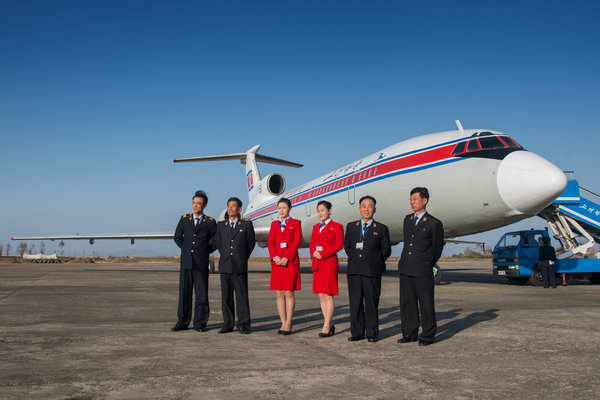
[242,218,250,221]
[182,213,191,219]
[406,214,414,219]
[205,216,214,221]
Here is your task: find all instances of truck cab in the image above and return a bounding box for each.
[492,229,549,285]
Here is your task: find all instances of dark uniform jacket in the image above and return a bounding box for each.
[538,245,556,262]
[212,218,256,273]
[398,212,444,277]
[174,214,217,270]
[344,220,391,277]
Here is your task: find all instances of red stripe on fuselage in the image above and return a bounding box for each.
[246,143,455,220]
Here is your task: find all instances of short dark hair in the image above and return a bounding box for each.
[277,198,292,208]
[227,197,242,207]
[193,190,208,204]
[317,200,332,211]
[542,236,551,245]
[410,187,429,200]
[359,195,376,206]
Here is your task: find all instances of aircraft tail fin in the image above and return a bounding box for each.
[173,145,303,206]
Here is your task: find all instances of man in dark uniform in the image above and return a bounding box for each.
[172,190,217,332]
[398,187,444,346]
[539,236,557,288]
[344,195,391,343]
[212,197,256,334]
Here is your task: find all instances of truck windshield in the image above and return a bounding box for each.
[495,233,521,249]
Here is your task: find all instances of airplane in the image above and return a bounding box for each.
[13,121,567,261]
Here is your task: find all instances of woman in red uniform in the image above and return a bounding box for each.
[268,198,302,335]
[310,200,344,337]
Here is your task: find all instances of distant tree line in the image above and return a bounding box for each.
[1,241,65,257]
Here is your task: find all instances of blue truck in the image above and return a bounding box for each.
[493,177,600,285]
[492,228,600,285]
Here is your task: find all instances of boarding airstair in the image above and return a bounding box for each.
[538,176,600,258]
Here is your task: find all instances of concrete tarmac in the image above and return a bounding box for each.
[1,260,599,400]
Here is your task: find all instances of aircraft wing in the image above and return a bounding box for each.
[11,233,173,245]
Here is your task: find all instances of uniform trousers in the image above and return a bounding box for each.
[347,274,381,339]
[399,274,436,343]
[541,261,557,288]
[177,267,209,329]
[220,272,251,330]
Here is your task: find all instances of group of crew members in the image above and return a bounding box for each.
[172,187,444,346]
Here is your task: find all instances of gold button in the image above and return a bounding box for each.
[359,255,362,258]
[191,250,194,253]
[408,252,411,255]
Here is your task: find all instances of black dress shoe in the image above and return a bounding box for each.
[418,341,433,346]
[277,329,283,335]
[367,337,378,343]
[195,327,206,332]
[171,325,188,332]
[280,330,291,335]
[397,336,417,343]
[239,328,252,335]
[348,335,365,341]
[218,328,233,334]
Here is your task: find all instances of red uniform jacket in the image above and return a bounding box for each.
[309,220,344,271]
[268,218,302,267]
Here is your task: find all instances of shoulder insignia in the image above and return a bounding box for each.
[423,217,428,222]
[208,216,214,221]
[356,222,360,226]
[408,214,414,219]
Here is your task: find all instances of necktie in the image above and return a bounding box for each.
[195,218,200,226]
[230,222,235,229]
[361,222,368,239]
[320,222,325,229]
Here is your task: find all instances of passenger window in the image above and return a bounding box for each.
[451,141,466,155]
[479,136,506,150]
[467,140,480,152]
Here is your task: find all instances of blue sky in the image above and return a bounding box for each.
[1,1,599,257]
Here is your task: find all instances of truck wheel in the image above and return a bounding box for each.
[433,265,442,285]
[507,277,528,285]
[530,267,544,286]
[589,274,600,284]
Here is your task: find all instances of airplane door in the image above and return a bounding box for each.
[348,184,355,205]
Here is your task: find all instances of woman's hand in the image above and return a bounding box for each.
[312,251,322,260]
[280,257,289,266]
[273,256,282,265]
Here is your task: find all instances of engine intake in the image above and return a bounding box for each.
[261,173,286,196]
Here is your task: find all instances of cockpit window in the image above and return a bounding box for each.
[479,136,506,150]
[450,141,466,155]
[499,136,522,149]
[451,132,524,156]
[466,139,480,152]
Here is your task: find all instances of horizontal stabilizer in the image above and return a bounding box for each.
[173,144,303,168]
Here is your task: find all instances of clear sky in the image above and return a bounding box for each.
[1,0,599,257]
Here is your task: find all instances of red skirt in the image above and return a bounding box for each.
[270,265,301,291]
[312,269,338,295]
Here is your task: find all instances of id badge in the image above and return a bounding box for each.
[316,246,323,251]
[280,242,288,248]
[356,242,363,249]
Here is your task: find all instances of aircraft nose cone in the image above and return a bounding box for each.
[497,151,567,214]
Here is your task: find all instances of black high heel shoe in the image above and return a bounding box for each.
[318,324,335,338]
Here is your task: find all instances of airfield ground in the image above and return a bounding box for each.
[1,260,599,399]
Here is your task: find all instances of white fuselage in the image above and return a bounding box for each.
[244,129,566,246]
